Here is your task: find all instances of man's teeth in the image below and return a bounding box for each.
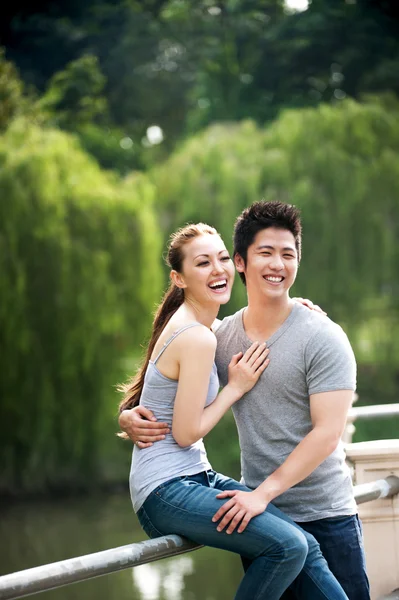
[265,276,283,283]
[209,279,227,289]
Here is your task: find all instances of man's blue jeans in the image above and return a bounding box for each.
[137,470,348,600]
[279,515,370,600]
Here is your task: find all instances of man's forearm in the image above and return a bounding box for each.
[256,427,340,502]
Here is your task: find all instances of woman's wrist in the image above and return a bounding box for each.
[224,383,244,404]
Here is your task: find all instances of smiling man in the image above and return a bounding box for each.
[120,201,370,600]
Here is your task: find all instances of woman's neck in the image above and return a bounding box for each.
[179,299,220,330]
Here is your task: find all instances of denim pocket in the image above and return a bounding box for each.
[151,475,187,498]
[137,506,164,539]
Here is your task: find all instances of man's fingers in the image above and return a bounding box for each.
[226,510,246,534]
[217,506,240,532]
[216,490,237,499]
[237,513,252,533]
[136,441,153,449]
[212,498,235,522]
[134,425,170,435]
[137,421,170,432]
[136,434,167,443]
[136,406,157,421]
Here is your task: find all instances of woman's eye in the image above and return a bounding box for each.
[197,261,209,267]
[221,256,231,262]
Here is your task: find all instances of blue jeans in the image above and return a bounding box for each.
[137,470,348,600]
[280,515,370,600]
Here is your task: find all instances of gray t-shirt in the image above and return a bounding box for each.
[215,302,357,522]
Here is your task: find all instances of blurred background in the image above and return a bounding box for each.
[1,1,399,598]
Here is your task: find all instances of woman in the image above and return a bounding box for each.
[119,223,348,600]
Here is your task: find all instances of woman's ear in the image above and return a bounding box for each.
[234,253,245,273]
[170,270,187,289]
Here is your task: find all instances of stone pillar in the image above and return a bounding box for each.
[345,440,399,600]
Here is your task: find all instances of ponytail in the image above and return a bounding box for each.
[117,222,219,439]
[117,283,184,437]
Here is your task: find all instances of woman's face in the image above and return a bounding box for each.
[174,234,235,306]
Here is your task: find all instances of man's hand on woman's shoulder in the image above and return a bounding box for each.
[119,406,169,449]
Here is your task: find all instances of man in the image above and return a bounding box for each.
[120,201,370,600]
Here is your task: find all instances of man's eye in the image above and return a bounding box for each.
[284,254,295,259]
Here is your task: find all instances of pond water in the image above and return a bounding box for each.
[0,492,242,600]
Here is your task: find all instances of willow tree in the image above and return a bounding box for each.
[153,98,399,415]
[0,120,162,494]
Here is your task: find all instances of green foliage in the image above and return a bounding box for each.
[0,120,162,494]
[76,124,144,174]
[0,48,39,131]
[40,55,108,129]
[154,98,399,371]
[3,1,399,149]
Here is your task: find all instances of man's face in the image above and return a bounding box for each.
[235,227,299,302]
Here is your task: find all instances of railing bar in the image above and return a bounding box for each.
[0,536,202,600]
[347,404,399,422]
[354,476,399,505]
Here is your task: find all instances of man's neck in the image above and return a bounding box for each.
[243,296,295,341]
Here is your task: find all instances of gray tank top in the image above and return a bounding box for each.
[129,323,219,512]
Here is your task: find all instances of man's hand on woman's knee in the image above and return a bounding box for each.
[119,406,170,448]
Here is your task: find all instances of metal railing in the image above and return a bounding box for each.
[1,475,398,600]
[343,403,399,444]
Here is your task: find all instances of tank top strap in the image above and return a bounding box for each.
[152,322,203,364]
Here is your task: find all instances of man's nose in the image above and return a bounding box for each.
[270,255,284,270]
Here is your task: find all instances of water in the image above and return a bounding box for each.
[0,492,242,600]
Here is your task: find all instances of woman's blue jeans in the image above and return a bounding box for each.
[137,470,348,600]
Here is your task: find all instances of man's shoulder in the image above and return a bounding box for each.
[294,304,348,343]
[215,308,245,340]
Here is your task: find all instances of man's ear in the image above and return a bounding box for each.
[234,253,245,273]
[170,270,187,289]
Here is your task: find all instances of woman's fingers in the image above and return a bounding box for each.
[248,343,268,367]
[228,351,243,367]
[252,348,270,371]
[242,341,260,362]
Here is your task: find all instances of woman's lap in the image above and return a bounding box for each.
[137,470,308,560]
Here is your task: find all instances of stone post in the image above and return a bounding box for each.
[345,440,399,600]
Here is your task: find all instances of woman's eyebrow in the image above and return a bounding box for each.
[194,251,228,259]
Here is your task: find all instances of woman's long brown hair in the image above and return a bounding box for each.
[117,223,218,437]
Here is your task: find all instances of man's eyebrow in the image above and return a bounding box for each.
[256,245,296,252]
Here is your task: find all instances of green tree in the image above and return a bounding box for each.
[151,98,399,465]
[0,120,162,494]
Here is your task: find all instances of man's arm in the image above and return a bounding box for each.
[213,389,354,534]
